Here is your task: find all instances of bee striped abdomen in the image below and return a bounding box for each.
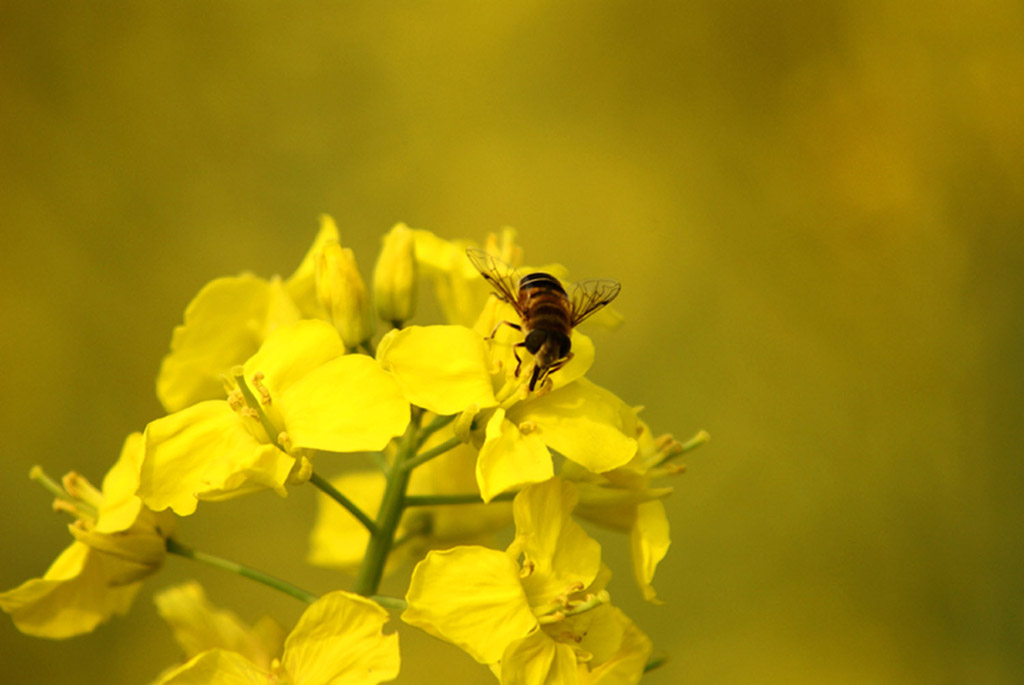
[518,272,572,335]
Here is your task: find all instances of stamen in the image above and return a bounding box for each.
[52,499,80,516]
[62,472,103,509]
[251,372,272,406]
[226,389,245,411]
[537,610,566,625]
[519,559,535,578]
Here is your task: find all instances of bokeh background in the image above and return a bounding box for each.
[2,2,1022,683]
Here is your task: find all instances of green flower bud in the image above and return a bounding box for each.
[315,242,374,348]
[373,223,418,327]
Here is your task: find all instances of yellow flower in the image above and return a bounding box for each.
[154,581,285,673]
[566,422,705,603]
[452,295,637,502]
[402,478,650,684]
[373,222,418,327]
[139,319,410,515]
[156,590,400,685]
[156,216,338,412]
[0,434,175,638]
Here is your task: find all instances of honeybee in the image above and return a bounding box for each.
[467,248,621,391]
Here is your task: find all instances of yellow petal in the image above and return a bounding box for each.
[510,379,637,474]
[377,325,497,415]
[510,479,601,604]
[577,607,652,685]
[280,355,410,453]
[155,648,267,685]
[411,230,482,326]
[155,582,284,669]
[282,591,400,684]
[94,432,144,533]
[157,274,300,412]
[499,628,579,685]
[630,500,670,603]
[476,409,553,503]
[403,547,537,664]
[285,213,341,319]
[140,401,294,515]
[0,542,140,639]
[242,319,346,400]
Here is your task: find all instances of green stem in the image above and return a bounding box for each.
[402,435,463,472]
[352,412,420,596]
[370,595,408,611]
[413,413,456,451]
[166,538,318,604]
[404,491,516,507]
[309,470,378,535]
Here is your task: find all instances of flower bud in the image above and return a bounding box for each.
[315,242,374,348]
[373,223,418,327]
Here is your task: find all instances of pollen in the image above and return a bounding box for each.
[517,420,537,434]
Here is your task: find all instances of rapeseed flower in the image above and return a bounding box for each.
[139,319,410,515]
[156,215,338,412]
[461,296,638,502]
[567,421,706,602]
[155,590,399,685]
[402,478,651,684]
[154,581,285,674]
[0,433,174,638]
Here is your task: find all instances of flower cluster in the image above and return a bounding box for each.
[2,218,704,684]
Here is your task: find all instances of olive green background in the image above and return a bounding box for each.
[2,2,1022,683]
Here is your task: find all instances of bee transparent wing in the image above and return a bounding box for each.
[466,247,521,304]
[570,278,621,327]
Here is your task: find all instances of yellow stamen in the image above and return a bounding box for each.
[251,372,272,405]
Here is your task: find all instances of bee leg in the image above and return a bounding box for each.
[546,353,574,377]
[512,342,527,377]
[488,320,522,340]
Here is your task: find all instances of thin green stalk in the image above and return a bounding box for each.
[166,538,317,604]
[370,595,407,611]
[404,491,517,507]
[309,470,378,535]
[413,413,456,451]
[401,435,463,472]
[352,412,420,596]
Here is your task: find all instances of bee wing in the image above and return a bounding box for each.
[466,248,521,304]
[570,278,621,327]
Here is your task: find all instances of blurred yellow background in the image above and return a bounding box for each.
[2,2,1022,682]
